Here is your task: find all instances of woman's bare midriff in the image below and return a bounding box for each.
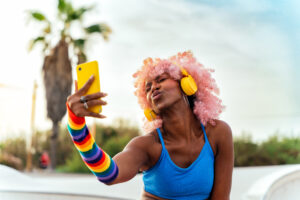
[141,190,169,200]
[141,190,209,200]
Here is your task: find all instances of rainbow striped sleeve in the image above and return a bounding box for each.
[66,103,119,184]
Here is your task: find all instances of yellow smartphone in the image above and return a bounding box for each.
[76,61,102,113]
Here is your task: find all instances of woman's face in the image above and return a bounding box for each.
[145,72,182,114]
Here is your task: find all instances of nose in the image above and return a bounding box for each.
[151,81,161,93]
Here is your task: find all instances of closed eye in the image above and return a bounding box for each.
[158,77,167,83]
[145,75,169,92]
[145,87,150,92]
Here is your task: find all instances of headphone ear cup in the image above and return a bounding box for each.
[181,75,198,96]
[144,108,157,121]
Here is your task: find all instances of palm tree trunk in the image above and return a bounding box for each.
[50,121,59,169]
[43,39,72,170]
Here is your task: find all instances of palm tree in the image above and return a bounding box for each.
[28,0,111,169]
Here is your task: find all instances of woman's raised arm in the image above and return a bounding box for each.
[66,76,149,185]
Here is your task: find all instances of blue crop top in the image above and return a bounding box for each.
[143,123,215,199]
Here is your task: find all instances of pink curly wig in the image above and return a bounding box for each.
[133,51,225,133]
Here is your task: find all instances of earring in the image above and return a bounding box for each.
[182,92,191,108]
[144,108,157,121]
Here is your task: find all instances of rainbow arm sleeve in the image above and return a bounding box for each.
[66,103,119,184]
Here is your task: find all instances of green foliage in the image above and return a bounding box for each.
[58,0,93,22]
[73,39,85,51]
[28,0,111,55]
[0,137,27,165]
[234,133,258,166]
[67,7,93,22]
[56,150,90,173]
[259,136,300,165]
[29,128,74,168]
[73,39,85,47]
[30,12,47,21]
[234,133,300,166]
[103,136,131,157]
[58,0,74,16]
[3,124,300,171]
[28,36,45,51]
[0,119,139,172]
[0,136,26,170]
[58,119,139,173]
[85,24,112,40]
[58,0,68,13]
[85,24,103,33]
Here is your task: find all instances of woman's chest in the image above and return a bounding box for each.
[164,139,206,168]
[142,138,215,198]
[148,135,213,170]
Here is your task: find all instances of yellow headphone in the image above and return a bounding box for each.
[144,62,197,121]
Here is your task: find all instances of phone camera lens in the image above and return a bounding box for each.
[79,67,82,71]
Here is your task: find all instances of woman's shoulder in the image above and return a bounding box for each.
[205,119,233,154]
[125,130,162,171]
[207,119,232,138]
[210,119,231,132]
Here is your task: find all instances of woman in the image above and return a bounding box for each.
[66,51,234,200]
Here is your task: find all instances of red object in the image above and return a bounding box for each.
[40,152,50,169]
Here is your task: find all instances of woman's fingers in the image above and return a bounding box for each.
[75,80,78,92]
[68,76,109,119]
[86,111,106,118]
[77,75,94,95]
[84,92,108,101]
[86,99,107,107]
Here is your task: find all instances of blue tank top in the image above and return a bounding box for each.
[143,123,215,199]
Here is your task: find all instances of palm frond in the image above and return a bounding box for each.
[85,23,112,41]
[29,11,47,21]
[28,36,46,51]
[58,0,66,12]
[58,0,73,14]
[67,6,94,22]
[73,39,86,51]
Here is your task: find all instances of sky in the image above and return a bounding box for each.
[0,0,299,142]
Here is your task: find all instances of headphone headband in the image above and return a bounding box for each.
[172,62,189,77]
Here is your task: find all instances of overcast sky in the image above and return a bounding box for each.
[0,0,299,141]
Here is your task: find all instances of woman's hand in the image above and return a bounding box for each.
[67,75,107,118]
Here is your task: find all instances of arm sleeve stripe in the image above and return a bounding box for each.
[66,102,119,184]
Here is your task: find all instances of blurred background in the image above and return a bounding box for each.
[0,0,299,189]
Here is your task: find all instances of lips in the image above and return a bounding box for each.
[152,90,161,100]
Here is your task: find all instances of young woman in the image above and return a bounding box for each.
[66,51,234,200]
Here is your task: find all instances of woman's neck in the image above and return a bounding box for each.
[160,95,202,142]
